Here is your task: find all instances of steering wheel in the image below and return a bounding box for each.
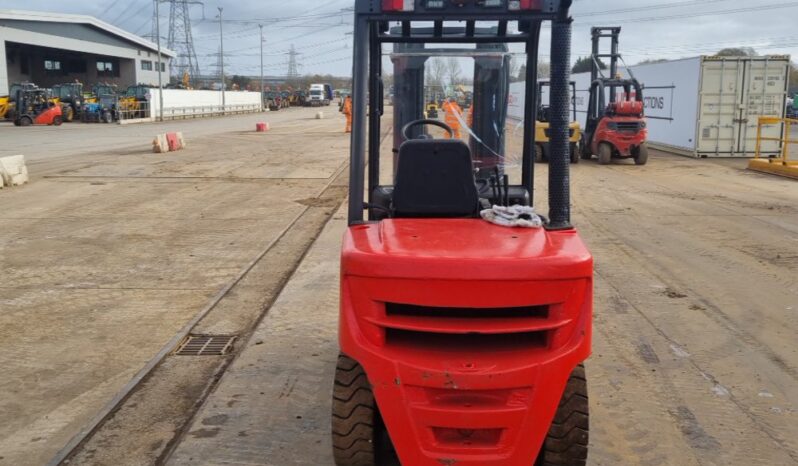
[401,119,454,141]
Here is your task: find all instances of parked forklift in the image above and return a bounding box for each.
[13,87,63,126]
[334,1,590,465]
[2,82,38,121]
[581,27,648,165]
[425,100,440,118]
[536,80,581,164]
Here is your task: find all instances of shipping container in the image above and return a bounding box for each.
[509,55,790,157]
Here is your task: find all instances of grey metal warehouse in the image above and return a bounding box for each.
[0,9,175,96]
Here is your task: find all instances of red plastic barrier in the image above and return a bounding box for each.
[166,132,180,151]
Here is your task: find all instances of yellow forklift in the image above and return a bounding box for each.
[424,100,440,118]
[535,80,581,164]
[0,95,8,120]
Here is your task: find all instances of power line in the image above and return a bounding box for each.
[549,0,798,28]
[109,0,150,27]
[577,0,732,17]
[97,0,121,20]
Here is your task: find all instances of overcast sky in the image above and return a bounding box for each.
[2,0,797,78]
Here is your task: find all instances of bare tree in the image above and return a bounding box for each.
[426,58,447,90]
[537,62,551,79]
[445,57,462,88]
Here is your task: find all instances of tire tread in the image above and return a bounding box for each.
[332,355,377,466]
[536,364,589,466]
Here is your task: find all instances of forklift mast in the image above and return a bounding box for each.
[591,26,621,101]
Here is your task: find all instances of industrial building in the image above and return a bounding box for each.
[0,9,175,96]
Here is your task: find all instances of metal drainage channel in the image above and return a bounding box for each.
[174,335,237,356]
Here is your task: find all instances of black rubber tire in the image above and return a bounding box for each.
[579,135,592,160]
[634,144,649,166]
[332,354,398,466]
[102,111,113,124]
[598,143,612,165]
[535,144,545,163]
[19,116,32,127]
[13,119,20,127]
[535,364,589,466]
[52,116,63,126]
[570,142,579,164]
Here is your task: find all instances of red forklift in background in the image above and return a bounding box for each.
[581,27,648,165]
[333,1,591,465]
[13,87,63,127]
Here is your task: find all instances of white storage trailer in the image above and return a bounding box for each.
[510,55,790,158]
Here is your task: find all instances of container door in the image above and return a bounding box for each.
[697,58,743,156]
[738,58,788,156]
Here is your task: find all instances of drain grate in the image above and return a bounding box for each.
[175,335,237,356]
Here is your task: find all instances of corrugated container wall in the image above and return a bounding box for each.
[509,55,790,158]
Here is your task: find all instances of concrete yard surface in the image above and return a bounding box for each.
[166,204,347,466]
[0,107,351,466]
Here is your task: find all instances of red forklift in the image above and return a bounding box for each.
[580,27,648,165]
[13,87,63,127]
[334,1,592,465]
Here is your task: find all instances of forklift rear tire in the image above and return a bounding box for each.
[598,143,612,165]
[102,112,113,124]
[535,364,589,466]
[53,116,63,126]
[19,116,32,127]
[332,354,398,466]
[535,144,545,163]
[634,144,649,166]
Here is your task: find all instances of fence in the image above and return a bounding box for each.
[154,103,262,120]
[117,100,150,122]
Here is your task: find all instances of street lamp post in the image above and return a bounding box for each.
[155,0,164,121]
[259,24,265,112]
[218,7,225,113]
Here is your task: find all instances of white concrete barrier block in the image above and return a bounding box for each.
[316,111,324,120]
[153,134,169,153]
[0,155,28,187]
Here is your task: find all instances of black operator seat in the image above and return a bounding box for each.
[392,139,480,218]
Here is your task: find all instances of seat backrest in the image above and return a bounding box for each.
[393,139,479,218]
